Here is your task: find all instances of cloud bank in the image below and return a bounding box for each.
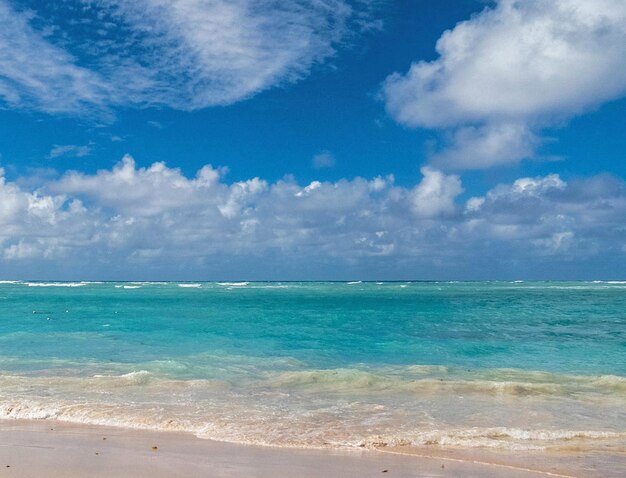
[382,0,626,169]
[0,156,624,279]
[0,0,378,114]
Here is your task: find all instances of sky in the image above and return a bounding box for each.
[0,0,625,280]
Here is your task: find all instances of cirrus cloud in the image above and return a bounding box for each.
[0,0,380,115]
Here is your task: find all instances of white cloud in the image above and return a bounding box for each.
[533,231,574,254]
[0,0,379,114]
[312,151,336,169]
[1,156,624,279]
[382,0,626,169]
[461,173,626,261]
[48,144,93,159]
[410,167,462,218]
[0,1,110,115]
[51,155,230,216]
[430,123,539,170]
[510,174,566,197]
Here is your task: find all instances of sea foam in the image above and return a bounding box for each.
[25,282,86,287]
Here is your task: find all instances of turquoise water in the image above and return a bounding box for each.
[0,281,624,450]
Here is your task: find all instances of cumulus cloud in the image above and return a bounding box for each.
[410,167,462,218]
[461,173,626,264]
[381,0,626,169]
[0,0,380,115]
[0,157,624,279]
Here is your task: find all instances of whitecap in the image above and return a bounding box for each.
[251,285,289,289]
[26,282,86,287]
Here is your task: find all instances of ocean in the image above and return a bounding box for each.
[0,280,624,452]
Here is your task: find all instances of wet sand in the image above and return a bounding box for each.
[0,420,622,477]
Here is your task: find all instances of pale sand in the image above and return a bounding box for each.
[0,420,623,477]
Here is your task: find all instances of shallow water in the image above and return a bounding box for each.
[0,281,624,451]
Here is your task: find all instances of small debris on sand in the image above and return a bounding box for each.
[151,446,158,451]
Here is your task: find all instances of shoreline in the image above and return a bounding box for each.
[0,420,623,477]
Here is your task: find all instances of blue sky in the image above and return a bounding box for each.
[0,0,625,280]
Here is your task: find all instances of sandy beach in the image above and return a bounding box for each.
[0,420,622,477]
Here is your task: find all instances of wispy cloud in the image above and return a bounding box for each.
[381,0,626,169]
[0,155,624,278]
[0,0,381,116]
[47,144,92,159]
[312,151,336,169]
[0,1,111,115]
